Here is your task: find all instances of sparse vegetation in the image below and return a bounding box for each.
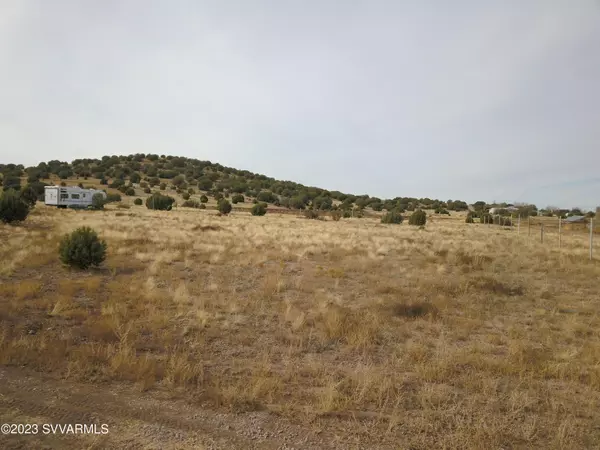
[134,198,143,205]
[58,226,107,269]
[2,154,600,449]
[331,209,343,221]
[303,209,320,219]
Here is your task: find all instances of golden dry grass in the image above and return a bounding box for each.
[1,205,600,448]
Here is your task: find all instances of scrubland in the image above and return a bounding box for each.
[1,206,600,449]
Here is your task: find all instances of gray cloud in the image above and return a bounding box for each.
[1,1,599,208]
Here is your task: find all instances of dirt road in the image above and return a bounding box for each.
[0,367,367,450]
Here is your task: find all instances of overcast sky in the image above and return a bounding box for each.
[1,1,599,208]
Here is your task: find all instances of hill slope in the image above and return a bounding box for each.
[1,154,475,213]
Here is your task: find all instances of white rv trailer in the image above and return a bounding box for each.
[44,186,106,208]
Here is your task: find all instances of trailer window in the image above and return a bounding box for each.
[60,194,69,199]
[82,194,86,198]
[71,194,80,199]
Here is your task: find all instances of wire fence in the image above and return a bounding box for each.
[504,215,598,260]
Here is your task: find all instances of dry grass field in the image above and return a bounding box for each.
[1,205,600,449]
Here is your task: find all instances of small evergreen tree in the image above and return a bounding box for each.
[251,202,267,216]
[59,227,107,269]
[20,186,38,207]
[0,189,30,223]
[217,199,232,215]
[146,192,175,211]
[200,194,208,203]
[381,210,404,224]
[408,209,427,226]
[91,193,105,210]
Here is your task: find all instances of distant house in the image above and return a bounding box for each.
[562,215,588,231]
[488,206,519,215]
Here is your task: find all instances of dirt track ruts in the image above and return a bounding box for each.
[0,367,368,450]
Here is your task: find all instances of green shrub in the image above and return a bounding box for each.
[144,187,151,194]
[232,193,245,204]
[465,212,475,224]
[199,203,206,210]
[182,199,200,208]
[217,199,232,215]
[146,192,175,211]
[331,209,343,221]
[188,188,195,195]
[104,193,122,203]
[182,192,190,200]
[125,187,135,196]
[381,210,404,224]
[159,183,166,190]
[200,194,208,203]
[435,208,450,215]
[59,226,107,269]
[251,202,267,216]
[133,198,143,205]
[91,193,105,210]
[343,210,352,218]
[214,192,224,202]
[408,209,427,226]
[20,186,38,207]
[2,176,21,191]
[0,189,30,223]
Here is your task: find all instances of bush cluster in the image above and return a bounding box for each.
[381,210,404,224]
[303,209,320,219]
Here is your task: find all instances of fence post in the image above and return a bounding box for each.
[558,216,561,249]
[518,215,521,234]
[590,218,594,260]
[541,224,544,244]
